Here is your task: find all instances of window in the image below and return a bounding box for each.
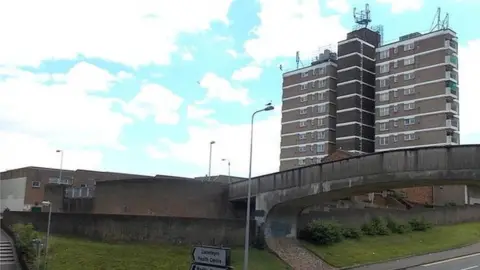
[317,105,326,113]
[404,133,416,141]
[404,102,415,111]
[299,121,306,127]
[404,42,415,51]
[298,133,306,140]
[319,79,326,88]
[80,184,88,188]
[393,135,398,142]
[318,118,325,126]
[317,131,326,139]
[393,120,398,127]
[301,71,309,77]
[300,95,308,102]
[393,104,398,112]
[311,81,317,88]
[404,87,415,95]
[379,79,388,87]
[404,57,415,65]
[379,93,389,102]
[380,63,389,74]
[299,108,307,114]
[32,181,41,188]
[299,146,306,152]
[379,122,388,131]
[312,68,317,75]
[298,159,306,165]
[317,144,325,153]
[404,72,415,81]
[393,89,398,97]
[379,50,390,59]
[393,61,398,68]
[301,84,307,90]
[393,75,398,83]
[318,67,325,75]
[379,107,390,116]
[394,47,398,54]
[318,92,325,100]
[404,118,415,126]
[379,137,388,145]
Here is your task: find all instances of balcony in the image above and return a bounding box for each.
[446,71,458,83]
[65,187,95,198]
[445,55,458,68]
[447,119,459,129]
[49,177,73,185]
[446,102,458,113]
[447,135,459,144]
[445,39,458,53]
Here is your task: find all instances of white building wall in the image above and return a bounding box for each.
[0,177,27,211]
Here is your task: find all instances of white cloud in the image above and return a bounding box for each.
[198,72,251,105]
[244,0,348,63]
[459,39,480,140]
[147,109,281,177]
[145,145,168,160]
[182,52,194,61]
[231,65,263,81]
[124,84,184,125]
[326,0,350,14]
[187,105,215,120]
[376,0,423,13]
[0,62,133,171]
[226,49,238,58]
[0,0,233,67]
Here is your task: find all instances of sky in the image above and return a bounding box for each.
[0,0,479,178]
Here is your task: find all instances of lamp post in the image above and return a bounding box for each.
[243,103,275,270]
[56,150,63,184]
[41,201,52,270]
[221,158,231,184]
[208,141,215,182]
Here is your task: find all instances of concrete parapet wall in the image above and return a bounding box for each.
[2,211,254,247]
[298,205,480,230]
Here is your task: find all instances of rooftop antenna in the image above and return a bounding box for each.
[353,3,372,28]
[430,7,450,32]
[295,51,304,69]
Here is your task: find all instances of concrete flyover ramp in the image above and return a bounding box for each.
[229,145,480,270]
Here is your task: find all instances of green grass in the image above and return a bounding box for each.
[303,222,480,268]
[47,236,289,270]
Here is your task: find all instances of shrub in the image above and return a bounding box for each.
[385,216,411,234]
[342,227,362,239]
[11,223,42,264]
[409,217,433,231]
[300,220,344,245]
[361,217,391,236]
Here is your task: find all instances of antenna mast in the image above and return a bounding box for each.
[353,3,372,28]
[430,7,450,32]
[295,51,304,69]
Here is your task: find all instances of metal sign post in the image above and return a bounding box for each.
[190,246,232,270]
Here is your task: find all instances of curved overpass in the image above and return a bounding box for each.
[229,145,480,238]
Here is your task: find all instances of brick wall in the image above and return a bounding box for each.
[93,177,235,218]
[298,205,480,230]
[2,211,255,247]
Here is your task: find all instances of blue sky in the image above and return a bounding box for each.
[0,0,479,178]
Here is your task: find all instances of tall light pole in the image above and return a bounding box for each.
[221,158,231,184]
[208,141,215,182]
[56,150,63,184]
[41,200,52,270]
[243,103,275,270]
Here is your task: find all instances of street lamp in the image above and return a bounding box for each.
[221,158,231,184]
[243,103,275,270]
[41,200,52,270]
[208,141,215,182]
[56,150,63,184]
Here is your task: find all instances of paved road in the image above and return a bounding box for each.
[408,253,480,270]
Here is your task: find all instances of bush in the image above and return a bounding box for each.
[342,227,362,239]
[409,217,433,231]
[385,216,411,234]
[361,217,391,236]
[300,220,344,245]
[11,223,42,264]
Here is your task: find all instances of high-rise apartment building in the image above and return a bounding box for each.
[374,29,459,150]
[279,51,338,170]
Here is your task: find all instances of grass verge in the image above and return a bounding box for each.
[303,222,480,268]
[47,236,289,270]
